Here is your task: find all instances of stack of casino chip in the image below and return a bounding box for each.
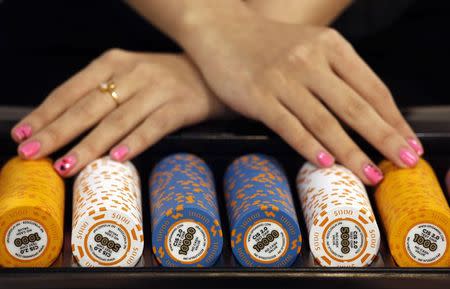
[375,158,450,267]
[71,157,144,267]
[149,153,223,267]
[297,162,381,267]
[224,154,302,267]
[0,157,64,267]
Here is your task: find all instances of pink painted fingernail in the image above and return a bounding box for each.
[110,145,129,162]
[316,151,335,167]
[19,140,41,158]
[399,148,419,167]
[363,164,384,185]
[407,137,424,156]
[13,124,33,142]
[54,155,77,176]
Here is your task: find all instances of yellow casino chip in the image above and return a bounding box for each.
[0,157,65,267]
[375,159,450,267]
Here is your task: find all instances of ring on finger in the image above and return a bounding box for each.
[99,80,120,106]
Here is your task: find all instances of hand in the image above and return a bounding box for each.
[177,10,423,185]
[11,51,229,177]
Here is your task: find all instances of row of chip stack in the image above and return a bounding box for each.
[1,154,449,268]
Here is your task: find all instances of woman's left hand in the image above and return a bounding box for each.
[11,51,229,177]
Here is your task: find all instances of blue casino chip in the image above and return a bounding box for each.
[149,153,223,267]
[224,154,302,267]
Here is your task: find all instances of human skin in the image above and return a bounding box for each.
[12,1,422,185]
[124,0,422,184]
[12,0,351,179]
[12,52,230,177]
[245,0,352,25]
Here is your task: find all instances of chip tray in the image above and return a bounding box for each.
[0,106,449,289]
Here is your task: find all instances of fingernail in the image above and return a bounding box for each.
[13,124,33,141]
[110,145,129,162]
[19,140,41,158]
[399,148,419,167]
[407,137,424,156]
[316,151,335,167]
[54,155,77,176]
[363,164,384,185]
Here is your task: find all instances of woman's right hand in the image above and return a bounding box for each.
[11,51,230,177]
[168,4,423,185]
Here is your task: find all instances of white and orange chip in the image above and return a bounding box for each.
[297,162,380,267]
[71,157,144,267]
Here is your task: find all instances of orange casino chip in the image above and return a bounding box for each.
[0,157,65,267]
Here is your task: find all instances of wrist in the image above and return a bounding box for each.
[173,0,255,47]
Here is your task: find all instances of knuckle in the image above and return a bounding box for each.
[341,146,363,166]
[175,102,199,124]
[105,111,128,128]
[375,83,393,101]
[76,100,98,121]
[144,73,177,93]
[79,141,99,157]
[289,130,317,157]
[321,28,354,54]
[27,113,46,129]
[99,48,128,65]
[151,113,172,133]
[343,98,370,122]
[133,132,151,149]
[288,45,315,66]
[295,131,312,151]
[320,28,343,44]
[376,128,398,148]
[308,111,338,136]
[266,67,286,84]
[391,116,410,132]
[43,126,62,145]
[30,102,56,127]
[131,62,153,77]
[265,111,291,134]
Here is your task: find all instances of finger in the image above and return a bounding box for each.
[109,101,195,162]
[52,85,170,177]
[11,49,130,143]
[17,68,145,160]
[276,82,383,185]
[326,39,424,155]
[310,71,419,168]
[258,98,335,168]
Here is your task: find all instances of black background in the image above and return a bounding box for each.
[0,0,449,107]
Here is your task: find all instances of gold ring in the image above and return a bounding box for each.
[99,81,119,105]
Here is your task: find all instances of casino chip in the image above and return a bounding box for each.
[0,157,65,267]
[375,159,450,267]
[297,162,381,267]
[149,153,223,267]
[71,157,144,267]
[224,154,302,267]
